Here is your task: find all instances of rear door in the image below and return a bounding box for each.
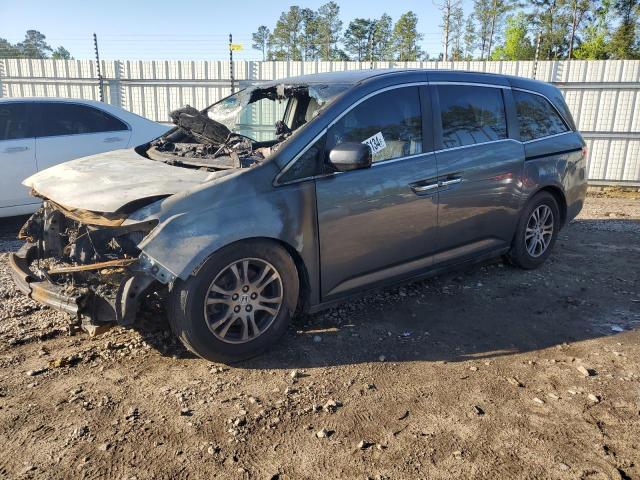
[432,83,524,264]
[34,102,131,171]
[315,84,439,300]
[0,102,38,209]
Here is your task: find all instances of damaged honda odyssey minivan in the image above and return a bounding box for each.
[10,69,587,362]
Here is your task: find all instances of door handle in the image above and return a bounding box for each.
[439,178,462,187]
[3,146,29,153]
[411,182,439,193]
[103,137,123,143]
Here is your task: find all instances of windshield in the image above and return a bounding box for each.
[207,83,351,142]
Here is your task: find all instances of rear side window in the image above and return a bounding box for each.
[35,103,128,138]
[327,87,422,163]
[0,103,31,141]
[513,90,569,141]
[437,85,507,149]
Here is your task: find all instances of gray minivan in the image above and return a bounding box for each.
[10,69,587,362]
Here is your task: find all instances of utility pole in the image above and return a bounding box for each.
[229,33,235,94]
[93,33,104,102]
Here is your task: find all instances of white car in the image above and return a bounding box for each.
[0,98,171,217]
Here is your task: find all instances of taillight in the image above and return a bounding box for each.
[582,146,588,158]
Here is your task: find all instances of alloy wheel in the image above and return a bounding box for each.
[525,204,554,258]
[203,258,283,344]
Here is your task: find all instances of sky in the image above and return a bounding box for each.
[1,0,474,60]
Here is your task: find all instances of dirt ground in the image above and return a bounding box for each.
[0,190,639,480]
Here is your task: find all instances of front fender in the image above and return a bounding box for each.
[137,163,318,292]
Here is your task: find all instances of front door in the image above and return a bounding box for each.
[432,84,524,265]
[316,85,439,300]
[0,102,38,210]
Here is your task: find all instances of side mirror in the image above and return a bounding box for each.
[328,142,372,172]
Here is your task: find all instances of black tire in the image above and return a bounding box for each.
[168,239,299,363]
[508,191,560,270]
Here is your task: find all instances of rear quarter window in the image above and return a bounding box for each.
[513,90,569,142]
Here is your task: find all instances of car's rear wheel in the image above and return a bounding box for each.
[168,239,299,363]
[508,191,560,269]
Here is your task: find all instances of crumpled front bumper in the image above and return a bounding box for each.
[9,243,84,316]
[9,243,155,332]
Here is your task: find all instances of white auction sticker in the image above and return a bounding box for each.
[362,132,386,155]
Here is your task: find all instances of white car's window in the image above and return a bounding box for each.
[0,103,31,141]
[35,103,128,138]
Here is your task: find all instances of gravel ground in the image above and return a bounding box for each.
[0,191,639,480]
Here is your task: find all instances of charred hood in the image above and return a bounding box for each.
[23,149,220,214]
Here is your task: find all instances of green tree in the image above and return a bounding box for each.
[436,0,462,61]
[252,26,271,61]
[486,0,517,59]
[608,0,640,58]
[473,0,494,59]
[300,8,320,60]
[450,3,465,60]
[566,0,592,59]
[0,31,71,59]
[344,18,374,60]
[529,0,573,59]
[0,38,21,58]
[16,30,53,58]
[269,7,304,60]
[317,2,343,60]
[393,11,423,61]
[574,1,611,59]
[51,46,72,60]
[371,14,395,60]
[491,12,535,59]
[464,15,477,58]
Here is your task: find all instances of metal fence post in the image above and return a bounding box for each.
[93,33,104,102]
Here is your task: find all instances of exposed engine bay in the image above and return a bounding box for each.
[13,202,161,333]
[144,82,343,172]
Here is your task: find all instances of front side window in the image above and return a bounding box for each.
[327,87,422,163]
[437,85,507,149]
[514,90,569,142]
[278,135,326,183]
[0,103,31,141]
[35,103,128,138]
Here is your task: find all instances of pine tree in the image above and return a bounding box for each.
[252,26,271,61]
[16,30,53,59]
[344,18,374,61]
[608,0,640,58]
[574,0,611,59]
[491,12,536,59]
[317,2,343,60]
[371,14,395,61]
[464,15,477,59]
[393,11,424,61]
[567,0,592,59]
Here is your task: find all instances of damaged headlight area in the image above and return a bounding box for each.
[10,202,162,334]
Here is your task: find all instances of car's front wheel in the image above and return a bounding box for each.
[508,191,560,269]
[168,239,299,363]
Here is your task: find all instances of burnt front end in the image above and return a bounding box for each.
[9,202,160,334]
